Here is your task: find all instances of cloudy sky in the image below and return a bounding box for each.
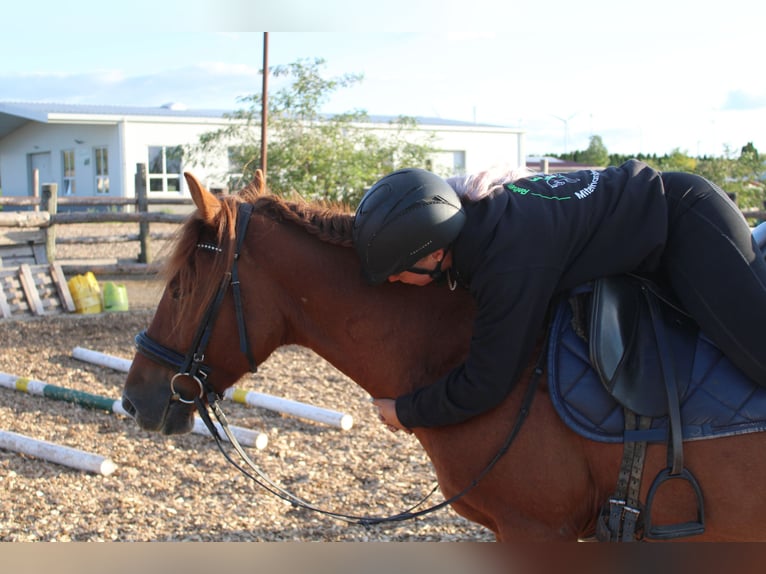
[2,0,764,157]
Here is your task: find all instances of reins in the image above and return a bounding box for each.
[135,201,545,527]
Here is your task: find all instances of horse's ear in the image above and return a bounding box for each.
[238,169,266,202]
[252,169,266,193]
[184,172,221,223]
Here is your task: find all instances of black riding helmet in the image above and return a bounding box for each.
[353,168,466,285]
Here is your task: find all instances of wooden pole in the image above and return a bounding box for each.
[32,168,40,212]
[50,212,184,224]
[135,163,151,264]
[0,211,50,227]
[260,32,269,179]
[41,183,58,262]
[0,429,117,475]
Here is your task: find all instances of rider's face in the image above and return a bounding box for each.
[387,250,448,286]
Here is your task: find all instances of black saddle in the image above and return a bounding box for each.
[547,217,766,541]
[586,273,705,541]
[590,274,698,418]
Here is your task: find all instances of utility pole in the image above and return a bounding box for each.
[260,32,269,179]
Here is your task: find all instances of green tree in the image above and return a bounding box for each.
[695,153,735,190]
[580,139,765,211]
[576,135,609,166]
[653,148,697,172]
[730,142,764,209]
[737,142,763,184]
[188,58,436,206]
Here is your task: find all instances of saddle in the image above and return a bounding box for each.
[586,274,704,541]
[546,223,766,541]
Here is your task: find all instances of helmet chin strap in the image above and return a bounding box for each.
[406,248,450,281]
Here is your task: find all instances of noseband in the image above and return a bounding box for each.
[134,202,258,404]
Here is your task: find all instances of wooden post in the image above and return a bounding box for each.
[32,169,40,212]
[41,183,58,262]
[135,163,152,264]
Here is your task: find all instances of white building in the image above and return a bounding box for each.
[0,102,525,199]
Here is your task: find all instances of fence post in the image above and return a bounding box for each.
[41,183,58,262]
[135,163,152,264]
[32,169,40,212]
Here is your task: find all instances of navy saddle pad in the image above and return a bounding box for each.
[547,294,766,443]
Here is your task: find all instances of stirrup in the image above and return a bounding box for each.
[643,467,705,540]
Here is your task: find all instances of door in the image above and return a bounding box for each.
[29,152,52,197]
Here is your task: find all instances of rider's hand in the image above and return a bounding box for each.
[371,398,411,434]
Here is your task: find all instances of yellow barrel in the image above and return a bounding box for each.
[67,272,103,314]
[102,281,129,312]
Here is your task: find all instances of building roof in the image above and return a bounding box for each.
[0,101,230,119]
[526,156,601,172]
[0,101,519,139]
[0,101,231,138]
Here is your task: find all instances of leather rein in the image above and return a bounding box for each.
[134,201,543,527]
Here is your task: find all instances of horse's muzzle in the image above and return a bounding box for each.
[121,391,196,435]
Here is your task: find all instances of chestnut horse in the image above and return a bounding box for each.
[121,172,766,541]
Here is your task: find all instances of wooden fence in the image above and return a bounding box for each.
[0,164,195,274]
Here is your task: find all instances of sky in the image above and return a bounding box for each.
[2,0,765,158]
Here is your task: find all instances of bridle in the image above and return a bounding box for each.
[135,202,258,402]
[133,201,544,527]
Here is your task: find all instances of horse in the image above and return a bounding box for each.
[121,171,766,542]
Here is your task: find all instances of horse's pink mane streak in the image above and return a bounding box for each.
[122,170,766,541]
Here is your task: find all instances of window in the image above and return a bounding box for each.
[62,150,76,195]
[148,145,183,192]
[95,147,109,194]
[429,150,467,177]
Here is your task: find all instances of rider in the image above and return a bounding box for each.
[352,161,766,431]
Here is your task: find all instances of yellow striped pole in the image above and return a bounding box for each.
[72,347,353,430]
[0,372,267,449]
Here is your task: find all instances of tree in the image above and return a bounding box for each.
[187,58,436,206]
[576,135,609,166]
[571,138,765,212]
[731,142,764,209]
[738,142,763,182]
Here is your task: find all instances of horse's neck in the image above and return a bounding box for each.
[253,221,474,398]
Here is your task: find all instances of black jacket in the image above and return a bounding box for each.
[395,159,668,428]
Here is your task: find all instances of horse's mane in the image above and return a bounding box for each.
[246,191,355,249]
[163,183,355,328]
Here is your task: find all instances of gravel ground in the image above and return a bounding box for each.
[0,223,494,542]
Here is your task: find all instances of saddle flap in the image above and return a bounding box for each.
[588,277,638,387]
[588,275,697,418]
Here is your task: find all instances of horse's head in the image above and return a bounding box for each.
[121,171,274,434]
[122,169,476,436]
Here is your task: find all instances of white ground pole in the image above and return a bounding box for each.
[72,347,354,430]
[0,429,117,476]
[0,372,268,450]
